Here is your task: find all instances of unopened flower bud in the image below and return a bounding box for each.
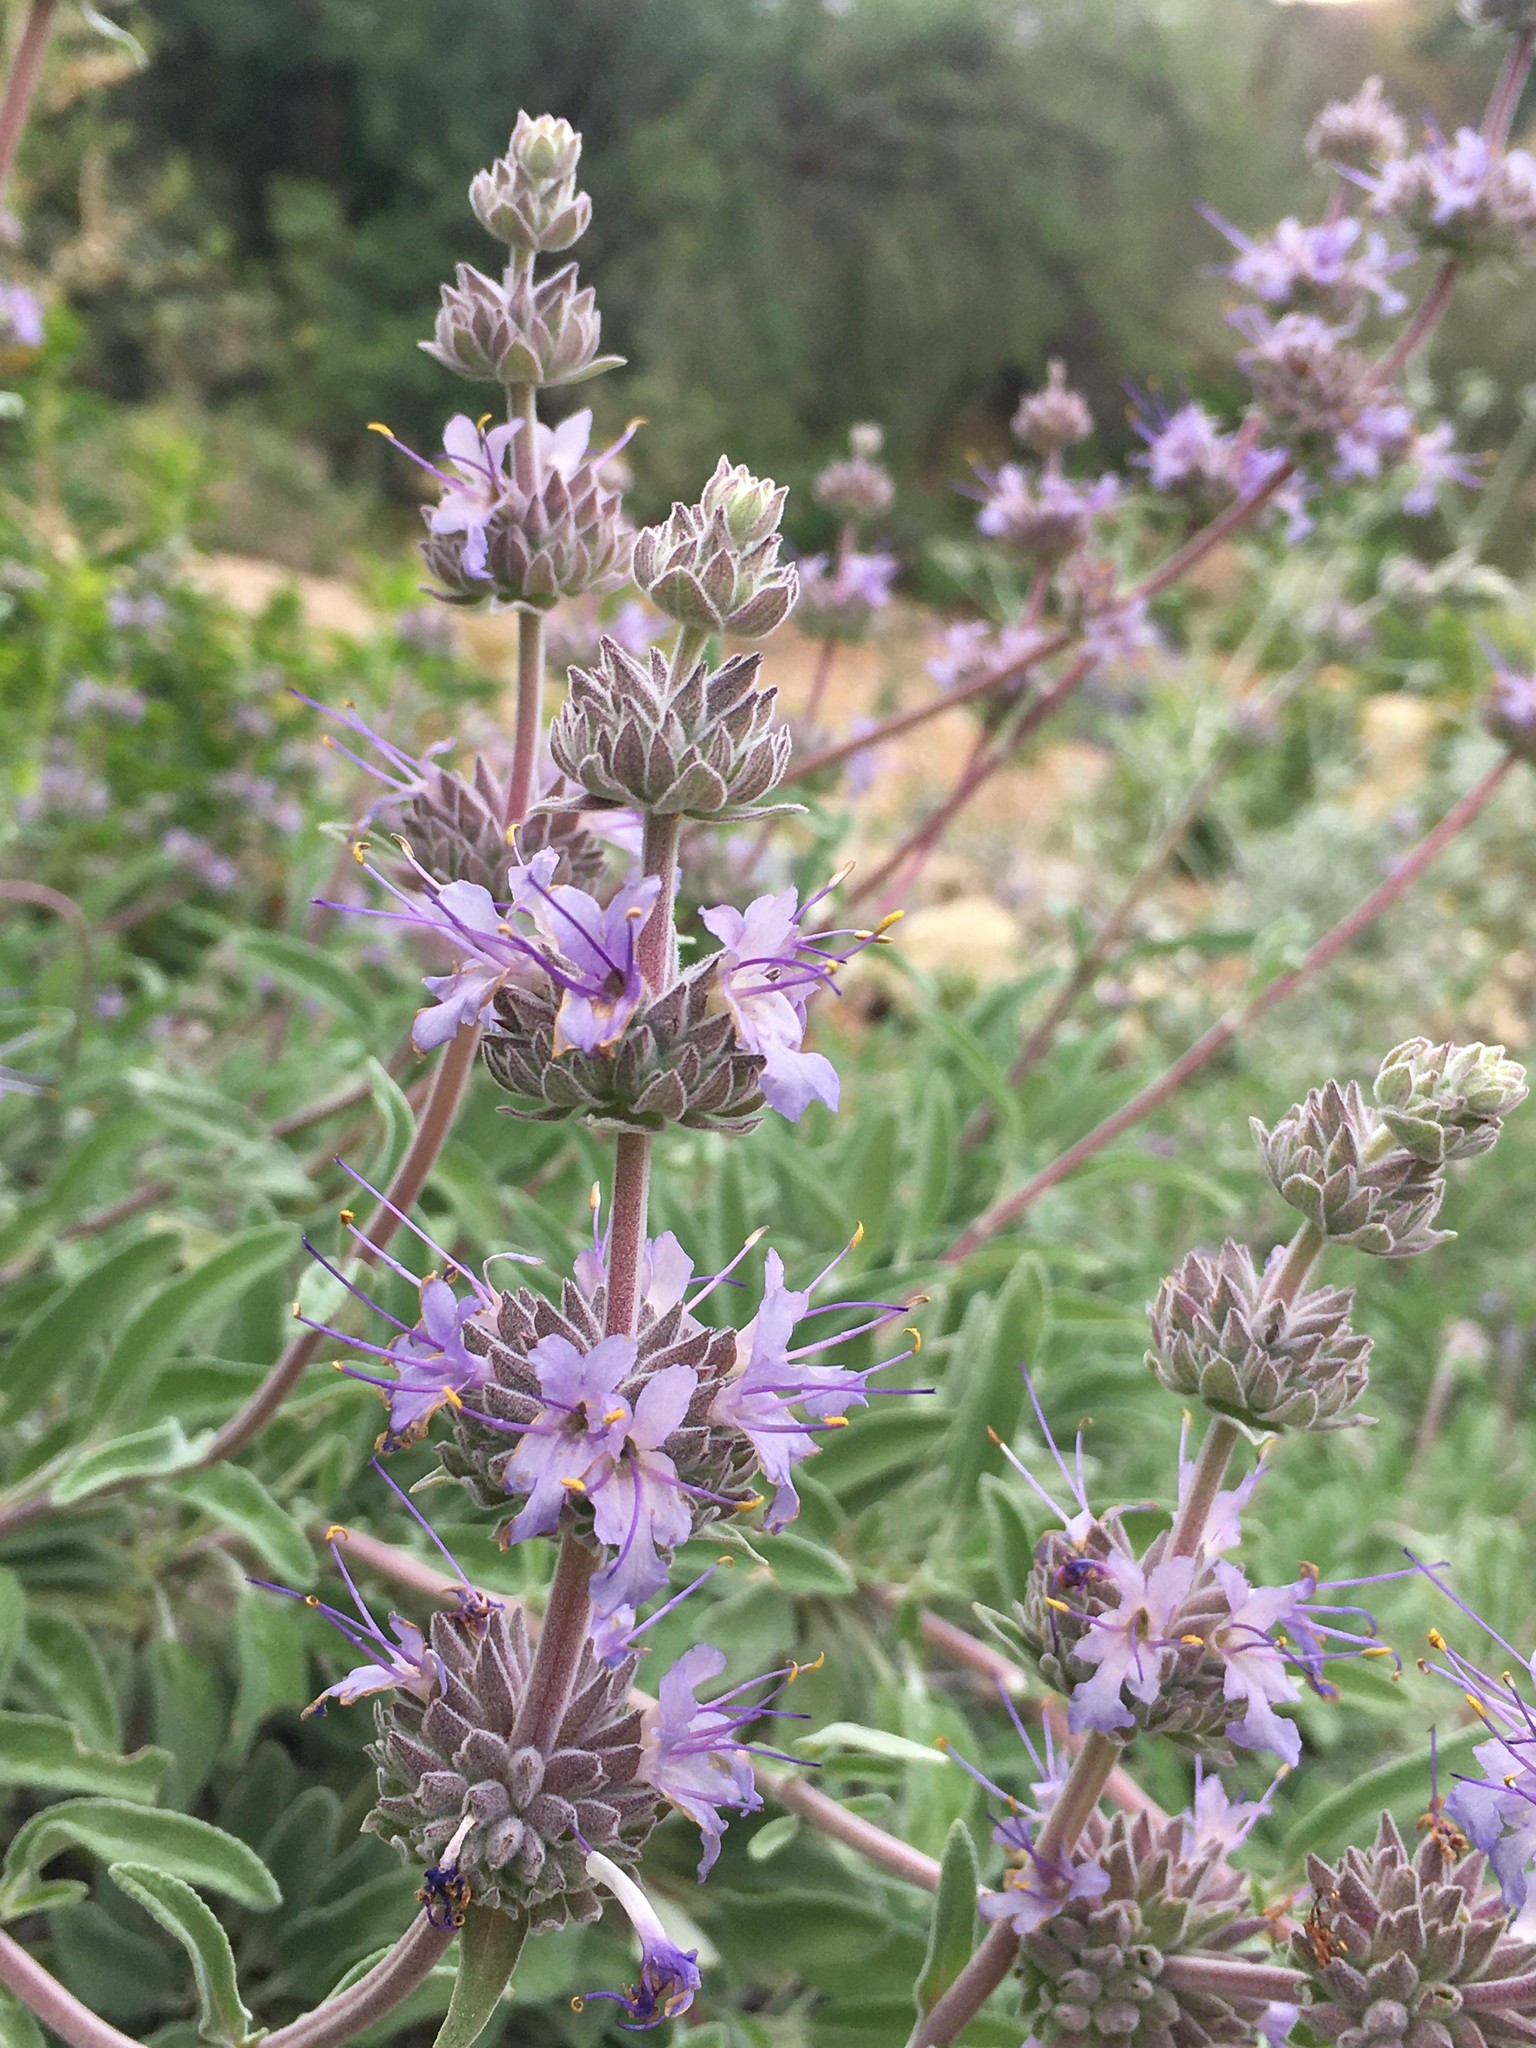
[1012,360,1094,454]
[848,421,884,459]
[633,457,799,638]
[1251,1080,1451,1258]
[1149,1240,1372,1432]
[470,112,591,254]
[1306,77,1407,170]
[1374,1038,1527,1164]
[549,638,793,818]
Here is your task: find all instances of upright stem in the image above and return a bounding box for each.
[1484,28,1534,149]
[909,1732,1121,2048]
[943,754,1517,1263]
[509,1529,598,1754]
[1165,1418,1241,1559]
[0,0,56,201]
[803,636,838,728]
[604,1133,653,1343]
[509,607,546,829]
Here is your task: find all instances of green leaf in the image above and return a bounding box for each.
[2,1234,181,1424]
[235,931,377,1033]
[230,1584,309,1751]
[1280,1728,1483,1861]
[432,1904,526,2048]
[0,1981,46,2048]
[0,1571,25,1699]
[364,1055,416,1187]
[166,1466,315,1588]
[907,1072,957,1244]
[796,1723,950,1767]
[91,1224,296,1423]
[766,1531,857,1597]
[24,1613,120,1749]
[52,1420,210,1505]
[914,1818,980,2016]
[0,1714,168,1800]
[0,1800,281,1920]
[746,1814,802,1864]
[108,1864,254,2048]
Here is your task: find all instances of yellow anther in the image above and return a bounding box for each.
[505,824,518,845]
[874,910,904,934]
[986,1426,1003,1446]
[351,839,368,864]
[907,1293,933,1307]
[560,1476,588,1494]
[823,1414,848,1428]
[789,1653,825,1681]
[476,412,492,430]
[741,1224,769,1250]
[1044,1597,1072,1614]
[443,1388,464,1410]
[330,1360,345,1372]
[367,421,395,438]
[906,1328,923,1353]
[603,1408,627,1425]
[325,1524,350,1543]
[1363,1645,1395,1658]
[570,1997,585,2014]
[290,1302,302,1319]
[736,1494,766,1513]
[1180,1634,1206,1646]
[827,859,857,890]
[1466,1692,1490,1718]
[590,1183,602,1213]
[851,1220,865,1248]
[339,1208,356,1225]
[305,1594,320,1607]
[1417,1658,1432,1674]
[1504,1670,1516,1685]
[1508,1775,1520,1788]
[934,1735,950,1750]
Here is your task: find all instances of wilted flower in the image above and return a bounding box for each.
[578,1852,702,2029]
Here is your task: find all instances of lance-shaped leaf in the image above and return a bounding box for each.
[432,1904,526,2048]
[0,1800,281,1921]
[109,1863,255,2048]
[914,1818,980,2018]
[0,1714,168,1801]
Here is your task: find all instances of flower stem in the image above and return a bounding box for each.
[908,1732,1122,2048]
[509,1530,598,1755]
[508,605,546,829]
[943,754,1518,1264]
[605,1132,652,1342]
[0,1929,138,2048]
[803,636,838,728]
[0,0,56,201]
[262,1913,456,2048]
[1166,1417,1240,1560]
[759,1770,945,1889]
[1484,28,1534,150]
[1159,1957,1304,2003]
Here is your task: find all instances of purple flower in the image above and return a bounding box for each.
[1401,421,1481,516]
[1483,648,1536,759]
[975,462,1120,566]
[61,677,147,723]
[1208,1564,1310,1767]
[642,1643,772,1877]
[0,281,43,350]
[580,1852,702,2029]
[1331,397,1415,483]
[1368,128,1536,261]
[298,1162,527,1445]
[1134,400,1237,500]
[1068,1550,1199,1736]
[794,548,900,641]
[708,1241,915,1530]
[254,1530,447,1717]
[1206,211,1411,321]
[502,1332,696,1615]
[701,879,886,1120]
[106,591,169,632]
[162,828,238,894]
[512,857,659,1057]
[945,1695,1109,1936]
[1184,1759,1281,1857]
[1414,1555,1536,1909]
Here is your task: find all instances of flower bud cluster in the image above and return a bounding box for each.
[1148,1241,1372,1433]
[1367,130,1536,265]
[814,422,896,525]
[1290,1814,1536,2048]
[1013,360,1095,454]
[423,262,622,390]
[469,112,591,254]
[1017,1808,1271,2048]
[633,458,799,637]
[1306,78,1408,171]
[1254,1040,1526,1256]
[549,637,793,818]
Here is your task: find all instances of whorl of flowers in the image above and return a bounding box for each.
[1148,1240,1373,1434]
[1251,1079,1452,1258]
[1482,654,1536,760]
[1016,1807,1272,2048]
[1290,1813,1536,2048]
[632,458,800,637]
[548,636,794,818]
[814,420,896,524]
[1367,129,1536,264]
[1013,360,1095,454]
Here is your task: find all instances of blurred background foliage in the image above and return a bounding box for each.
[10,0,1536,560]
